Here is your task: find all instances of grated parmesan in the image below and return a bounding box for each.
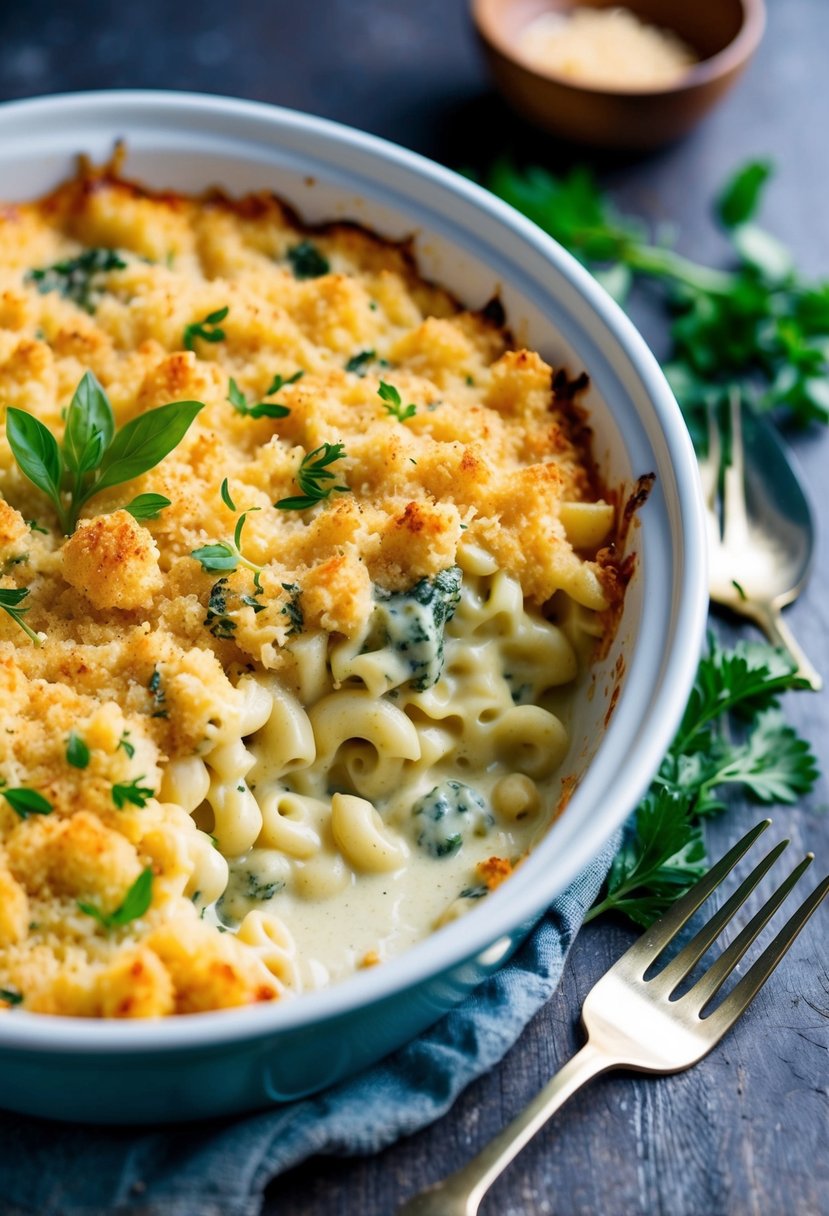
[516,6,697,91]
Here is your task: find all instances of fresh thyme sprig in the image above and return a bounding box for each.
[227,370,303,420]
[0,586,41,645]
[586,638,818,927]
[192,483,267,634]
[5,371,201,534]
[275,441,350,511]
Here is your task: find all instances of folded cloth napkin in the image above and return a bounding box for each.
[0,835,618,1216]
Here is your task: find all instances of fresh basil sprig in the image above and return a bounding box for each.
[0,586,41,645]
[5,371,202,534]
[78,868,154,931]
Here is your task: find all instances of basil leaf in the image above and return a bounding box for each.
[5,408,63,509]
[63,370,115,476]
[92,400,203,497]
[2,787,53,818]
[191,542,239,573]
[123,493,171,521]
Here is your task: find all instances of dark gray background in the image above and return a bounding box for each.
[1,1,827,1213]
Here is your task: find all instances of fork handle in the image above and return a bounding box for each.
[398,1041,615,1216]
[748,601,823,692]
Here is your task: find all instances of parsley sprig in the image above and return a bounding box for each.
[78,868,153,931]
[275,442,350,511]
[587,638,818,927]
[5,371,201,534]
[378,381,416,422]
[0,586,41,645]
[227,371,302,420]
[478,159,829,438]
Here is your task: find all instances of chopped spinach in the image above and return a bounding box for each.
[287,241,330,280]
[413,780,493,858]
[27,248,127,313]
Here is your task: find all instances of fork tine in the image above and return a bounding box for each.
[652,839,789,996]
[701,871,829,1039]
[621,820,771,968]
[690,853,816,1013]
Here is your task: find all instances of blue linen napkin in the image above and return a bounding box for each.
[0,834,618,1216]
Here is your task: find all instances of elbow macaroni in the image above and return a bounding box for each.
[0,161,625,1016]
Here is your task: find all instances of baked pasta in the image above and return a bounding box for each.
[0,155,623,1017]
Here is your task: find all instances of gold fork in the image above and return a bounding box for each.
[701,389,822,690]
[398,821,829,1216]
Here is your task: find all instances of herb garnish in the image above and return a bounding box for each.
[183,306,229,352]
[345,349,390,376]
[27,520,48,534]
[0,988,23,1006]
[148,666,168,719]
[204,578,237,639]
[26,248,127,313]
[66,732,90,769]
[275,442,350,511]
[117,731,135,760]
[586,638,818,926]
[227,371,302,420]
[280,582,304,635]
[78,868,153,930]
[112,777,155,810]
[0,587,41,645]
[1,787,53,819]
[123,493,171,521]
[286,241,330,280]
[378,381,416,422]
[5,371,202,534]
[477,159,829,438]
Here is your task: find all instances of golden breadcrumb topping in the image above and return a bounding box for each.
[0,158,617,1016]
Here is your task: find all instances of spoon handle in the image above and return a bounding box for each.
[748,601,823,692]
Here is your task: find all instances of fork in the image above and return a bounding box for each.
[701,389,822,690]
[398,821,829,1216]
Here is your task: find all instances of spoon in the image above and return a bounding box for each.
[702,391,822,691]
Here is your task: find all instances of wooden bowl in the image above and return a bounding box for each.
[471,0,766,150]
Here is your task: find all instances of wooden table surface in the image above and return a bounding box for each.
[2,1,827,1212]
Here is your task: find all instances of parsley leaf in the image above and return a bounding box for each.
[0,586,41,645]
[66,732,90,769]
[2,787,53,819]
[183,306,228,352]
[78,867,153,930]
[378,381,416,422]
[587,638,818,927]
[112,777,155,810]
[477,159,829,434]
[286,241,330,280]
[275,442,350,511]
[117,731,135,760]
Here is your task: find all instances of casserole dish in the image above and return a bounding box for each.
[0,90,706,1123]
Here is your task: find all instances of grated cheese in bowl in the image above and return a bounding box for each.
[516,6,698,91]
